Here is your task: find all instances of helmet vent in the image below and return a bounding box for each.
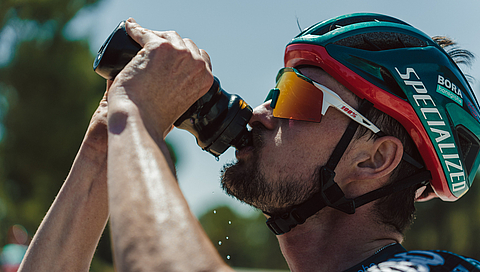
[333,32,427,51]
[456,125,480,176]
[380,67,408,100]
[308,15,410,36]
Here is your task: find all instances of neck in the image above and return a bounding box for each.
[276,205,402,272]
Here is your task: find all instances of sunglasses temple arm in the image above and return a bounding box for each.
[321,99,330,115]
[316,83,380,134]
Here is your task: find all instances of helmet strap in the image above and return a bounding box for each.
[265,100,431,235]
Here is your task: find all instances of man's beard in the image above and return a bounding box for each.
[220,125,319,214]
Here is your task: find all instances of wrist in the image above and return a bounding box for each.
[77,131,108,167]
[82,106,109,160]
[108,96,171,145]
[84,120,108,151]
[108,86,173,142]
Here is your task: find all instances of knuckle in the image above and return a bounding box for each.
[183,38,194,44]
[161,30,180,39]
[144,39,185,56]
[144,40,174,56]
[136,26,149,36]
[167,30,179,36]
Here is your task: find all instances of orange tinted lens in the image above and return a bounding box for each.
[273,71,324,122]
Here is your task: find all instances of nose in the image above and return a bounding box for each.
[249,100,276,130]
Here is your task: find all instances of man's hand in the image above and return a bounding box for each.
[108,18,214,141]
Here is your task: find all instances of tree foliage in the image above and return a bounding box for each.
[0,0,109,270]
[0,0,99,29]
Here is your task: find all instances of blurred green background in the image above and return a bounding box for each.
[1,0,480,271]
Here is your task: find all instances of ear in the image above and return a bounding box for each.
[354,136,404,181]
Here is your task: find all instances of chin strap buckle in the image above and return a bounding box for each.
[265,208,305,235]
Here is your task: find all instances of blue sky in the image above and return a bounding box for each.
[65,0,480,217]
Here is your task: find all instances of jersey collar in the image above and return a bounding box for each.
[343,243,407,272]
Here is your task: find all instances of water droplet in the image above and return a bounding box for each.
[226,255,231,260]
[218,241,222,245]
[228,220,232,225]
[226,236,229,240]
[213,210,217,214]
[215,156,220,162]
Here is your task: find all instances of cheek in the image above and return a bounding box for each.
[257,110,351,182]
[258,123,321,181]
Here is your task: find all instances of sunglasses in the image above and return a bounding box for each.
[265,67,380,134]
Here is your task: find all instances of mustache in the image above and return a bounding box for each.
[250,122,266,151]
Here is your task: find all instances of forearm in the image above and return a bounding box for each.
[19,132,109,272]
[107,98,231,272]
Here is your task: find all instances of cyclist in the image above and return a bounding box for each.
[19,13,480,272]
[221,13,480,271]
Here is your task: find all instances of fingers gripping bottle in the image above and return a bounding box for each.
[93,21,253,157]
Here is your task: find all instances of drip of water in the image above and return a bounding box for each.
[218,241,222,245]
[226,255,231,260]
[226,236,229,240]
[228,220,232,225]
[213,210,217,214]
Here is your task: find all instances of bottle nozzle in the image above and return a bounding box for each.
[232,129,253,150]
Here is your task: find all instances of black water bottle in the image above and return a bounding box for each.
[93,21,252,157]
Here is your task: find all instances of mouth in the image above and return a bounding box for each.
[235,145,254,160]
[235,123,265,160]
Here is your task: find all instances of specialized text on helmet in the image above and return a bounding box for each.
[395,67,466,193]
